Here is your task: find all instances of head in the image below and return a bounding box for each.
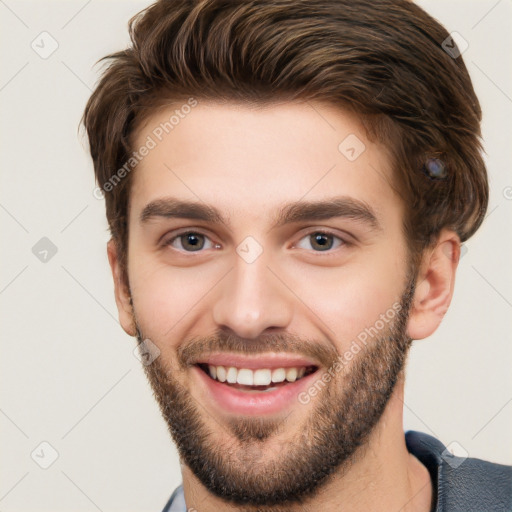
[82,0,487,508]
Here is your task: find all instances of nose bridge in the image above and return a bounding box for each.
[212,249,292,339]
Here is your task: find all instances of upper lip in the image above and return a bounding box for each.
[194,353,319,370]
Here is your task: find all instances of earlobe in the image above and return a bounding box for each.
[107,239,136,337]
[406,230,460,340]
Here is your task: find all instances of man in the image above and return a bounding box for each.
[82,0,511,510]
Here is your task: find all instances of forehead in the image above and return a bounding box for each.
[128,100,402,229]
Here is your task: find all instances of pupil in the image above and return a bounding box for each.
[183,233,204,251]
[312,233,332,251]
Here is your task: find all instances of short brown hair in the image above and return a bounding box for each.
[82,0,488,284]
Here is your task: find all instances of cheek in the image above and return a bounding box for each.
[128,230,407,353]
[129,254,216,341]
[286,251,404,346]
[309,281,396,344]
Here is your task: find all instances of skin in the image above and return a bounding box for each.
[107,100,460,511]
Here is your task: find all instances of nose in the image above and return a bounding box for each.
[212,251,293,340]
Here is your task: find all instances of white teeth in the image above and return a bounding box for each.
[286,367,298,382]
[253,369,272,386]
[236,369,253,386]
[216,365,226,382]
[226,367,238,384]
[205,365,312,385]
[271,368,286,383]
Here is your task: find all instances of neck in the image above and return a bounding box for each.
[180,375,433,512]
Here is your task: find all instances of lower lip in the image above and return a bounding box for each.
[193,365,319,416]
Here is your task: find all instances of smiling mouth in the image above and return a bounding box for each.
[196,363,318,392]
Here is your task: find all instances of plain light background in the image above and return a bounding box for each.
[1,1,511,511]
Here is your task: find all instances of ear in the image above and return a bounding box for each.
[406,229,461,340]
[107,238,136,337]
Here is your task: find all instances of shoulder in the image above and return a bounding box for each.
[406,430,512,512]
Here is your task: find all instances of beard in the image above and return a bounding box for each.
[134,272,415,511]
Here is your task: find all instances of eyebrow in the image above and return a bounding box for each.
[139,196,381,231]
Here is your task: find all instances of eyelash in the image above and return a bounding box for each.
[162,229,350,254]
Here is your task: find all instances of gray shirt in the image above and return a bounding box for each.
[161,430,512,512]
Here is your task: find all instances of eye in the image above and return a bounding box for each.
[294,230,346,252]
[162,229,348,254]
[164,231,218,252]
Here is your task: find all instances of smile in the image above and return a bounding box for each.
[192,355,321,415]
[198,363,317,391]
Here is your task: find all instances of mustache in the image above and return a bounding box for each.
[176,330,339,370]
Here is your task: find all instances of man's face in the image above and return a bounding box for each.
[123,101,414,506]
